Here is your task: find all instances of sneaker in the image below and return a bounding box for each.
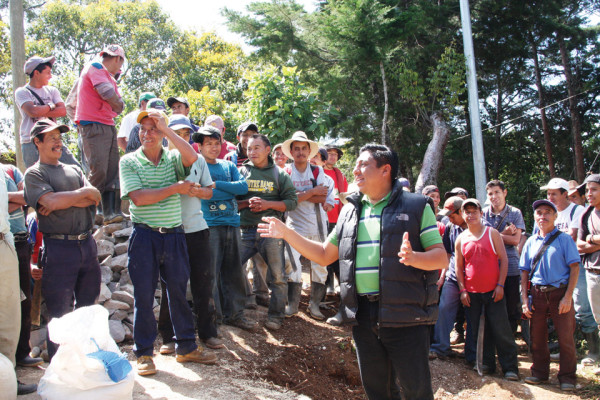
[326,312,343,326]
[229,317,259,332]
[159,342,175,355]
[524,376,547,385]
[204,337,225,349]
[504,371,519,381]
[17,381,37,395]
[137,356,157,376]
[17,355,43,367]
[560,382,575,391]
[176,348,217,365]
[264,319,282,331]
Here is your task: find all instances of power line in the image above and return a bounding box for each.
[449,85,600,142]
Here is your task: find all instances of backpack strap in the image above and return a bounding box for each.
[570,204,579,221]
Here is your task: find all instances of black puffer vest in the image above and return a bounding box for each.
[336,180,439,327]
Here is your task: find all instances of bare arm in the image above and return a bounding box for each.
[117,137,128,152]
[21,101,66,119]
[128,181,193,206]
[147,111,197,167]
[491,228,508,301]
[398,232,447,271]
[500,225,521,246]
[258,216,339,266]
[559,262,579,314]
[454,236,470,307]
[297,185,328,203]
[520,270,532,318]
[38,186,100,212]
[577,236,600,253]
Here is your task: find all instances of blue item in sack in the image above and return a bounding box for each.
[86,338,132,383]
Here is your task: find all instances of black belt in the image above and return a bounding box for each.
[359,294,380,302]
[13,233,29,243]
[239,225,257,230]
[533,283,567,293]
[134,223,183,234]
[587,268,600,275]
[45,231,91,241]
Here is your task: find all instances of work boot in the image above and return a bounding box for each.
[582,329,600,366]
[17,381,37,395]
[307,282,326,321]
[285,282,302,317]
[102,191,124,225]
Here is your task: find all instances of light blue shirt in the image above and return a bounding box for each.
[519,227,580,287]
[180,155,213,233]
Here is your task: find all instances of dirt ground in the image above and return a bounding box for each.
[16,292,600,399]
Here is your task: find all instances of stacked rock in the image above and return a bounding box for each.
[93,221,162,343]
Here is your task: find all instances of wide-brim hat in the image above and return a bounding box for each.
[325,144,343,159]
[282,131,320,161]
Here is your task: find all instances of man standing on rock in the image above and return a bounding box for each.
[24,119,102,361]
[259,144,446,399]
[120,110,217,376]
[76,45,125,225]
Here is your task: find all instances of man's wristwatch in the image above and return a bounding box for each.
[48,102,55,111]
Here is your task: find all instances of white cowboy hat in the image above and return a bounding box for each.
[282,131,320,161]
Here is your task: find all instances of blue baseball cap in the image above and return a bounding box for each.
[168,114,193,131]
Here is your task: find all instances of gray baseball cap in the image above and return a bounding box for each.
[24,56,55,75]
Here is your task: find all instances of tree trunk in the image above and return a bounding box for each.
[557,33,584,182]
[10,0,26,171]
[380,61,389,146]
[494,74,502,179]
[530,34,556,177]
[415,112,451,194]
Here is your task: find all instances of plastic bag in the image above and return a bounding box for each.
[37,305,134,400]
[0,352,17,400]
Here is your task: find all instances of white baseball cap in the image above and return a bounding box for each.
[540,178,569,191]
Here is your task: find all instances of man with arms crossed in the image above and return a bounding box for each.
[259,144,446,399]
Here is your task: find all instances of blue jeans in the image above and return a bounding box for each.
[22,141,81,169]
[127,224,197,358]
[430,279,476,362]
[240,227,286,322]
[466,291,518,374]
[574,265,596,333]
[209,226,248,323]
[40,236,100,359]
[353,297,433,400]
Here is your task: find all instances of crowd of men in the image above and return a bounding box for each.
[2,46,600,400]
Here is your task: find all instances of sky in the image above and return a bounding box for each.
[154,0,318,50]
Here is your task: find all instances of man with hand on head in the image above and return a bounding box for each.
[119,109,217,376]
[117,92,155,151]
[259,144,446,400]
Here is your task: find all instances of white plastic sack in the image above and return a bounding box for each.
[0,352,17,400]
[37,305,134,400]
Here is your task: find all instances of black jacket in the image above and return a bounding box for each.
[336,180,440,327]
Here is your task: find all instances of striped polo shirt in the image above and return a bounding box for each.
[120,147,189,228]
[328,194,441,295]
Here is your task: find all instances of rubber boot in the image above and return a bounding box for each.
[285,282,302,318]
[582,329,600,366]
[326,309,343,326]
[113,190,127,220]
[103,191,124,225]
[307,282,326,321]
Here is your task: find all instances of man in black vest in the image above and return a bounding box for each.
[258,144,447,400]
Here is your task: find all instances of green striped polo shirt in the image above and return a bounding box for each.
[328,194,441,295]
[120,147,189,228]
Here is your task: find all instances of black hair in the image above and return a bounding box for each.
[358,144,398,184]
[29,62,52,79]
[486,179,506,191]
[559,188,567,195]
[250,134,271,148]
[192,126,221,145]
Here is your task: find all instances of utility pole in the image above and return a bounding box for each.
[10,0,26,171]
[459,0,487,203]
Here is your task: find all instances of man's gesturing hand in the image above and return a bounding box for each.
[257,216,285,239]
[398,232,414,265]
